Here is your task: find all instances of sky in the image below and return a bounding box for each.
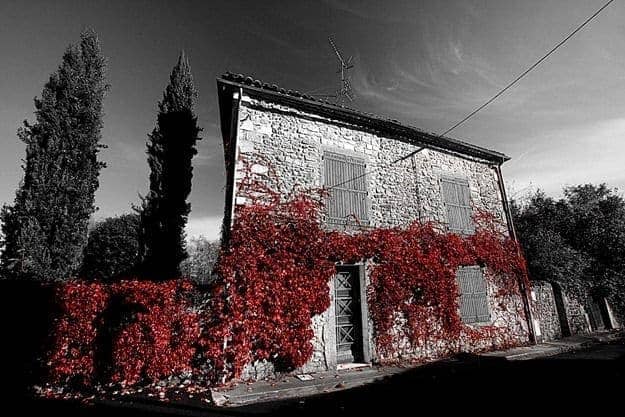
[1,0,624,241]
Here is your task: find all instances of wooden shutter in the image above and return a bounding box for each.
[323,151,368,228]
[441,177,474,234]
[456,266,490,324]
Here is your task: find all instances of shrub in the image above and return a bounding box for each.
[48,279,199,387]
[180,237,220,285]
[48,282,109,386]
[80,214,140,281]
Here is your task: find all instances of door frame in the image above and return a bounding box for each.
[327,263,372,368]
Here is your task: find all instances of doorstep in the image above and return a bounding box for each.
[336,362,370,371]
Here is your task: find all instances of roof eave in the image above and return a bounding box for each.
[216,77,511,164]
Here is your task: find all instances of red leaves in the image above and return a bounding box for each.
[48,279,199,387]
[48,282,109,386]
[202,173,531,378]
[47,165,530,388]
[109,280,200,385]
[200,190,336,381]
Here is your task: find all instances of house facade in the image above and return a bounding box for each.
[217,72,532,376]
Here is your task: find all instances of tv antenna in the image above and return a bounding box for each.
[310,36,355,104]
[329,36,354,104]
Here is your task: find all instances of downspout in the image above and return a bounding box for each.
[495,161,517,242]
[495,161,536,344]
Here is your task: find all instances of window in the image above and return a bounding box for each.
[323,151,368,228]
[456,266,490,324]
[440,177,474,235]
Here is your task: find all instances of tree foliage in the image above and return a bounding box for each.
[513,184,625,314]
[138,52,201,280]
[180,236,220,285]
[80,214,140,281]
[0,30,107,281]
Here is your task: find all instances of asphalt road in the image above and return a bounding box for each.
[16,341,625,416]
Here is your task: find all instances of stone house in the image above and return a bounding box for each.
[216,72,532,374]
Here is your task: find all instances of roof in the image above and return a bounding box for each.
[217,72,510,164]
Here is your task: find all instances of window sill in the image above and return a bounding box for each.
[464,320,492,328]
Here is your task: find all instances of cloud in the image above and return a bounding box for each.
[350,31,503,128]
[321,0,407,23]
[503,118,625,197]
[240,27,311,61]
[186,215,223,241]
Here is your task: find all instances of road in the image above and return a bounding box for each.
[17,340,625,416]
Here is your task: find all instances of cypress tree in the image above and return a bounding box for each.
[0,29,107,281]
[139,52,202,280]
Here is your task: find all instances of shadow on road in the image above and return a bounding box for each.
[237,344,625,416]
[11,342,624,416]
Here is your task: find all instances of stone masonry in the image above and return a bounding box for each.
[531,281,562,342]
[530,280,622,342]
[219,81,530,377]
[234,96,509,231]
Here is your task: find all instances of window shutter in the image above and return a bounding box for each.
[456,266,490,324]
[324,151,368,228]
[441,177,474,235]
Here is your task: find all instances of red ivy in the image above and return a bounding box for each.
[201,193,337,381]
[47,160,531,387]
[200,161,531,381]
[48,282,109,386]
[109,280,200,385]
[48,279,199,387]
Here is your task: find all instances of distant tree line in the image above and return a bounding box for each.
[512,184,625,318]
[0,29,208,282]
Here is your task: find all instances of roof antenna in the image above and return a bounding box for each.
[310,36,355,104]
[329,36,354,104]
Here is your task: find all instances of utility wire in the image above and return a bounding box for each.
[439,0,615,138]
[326,0,615,191]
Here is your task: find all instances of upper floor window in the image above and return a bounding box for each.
[323,151,369,229]
[440,176,474,235]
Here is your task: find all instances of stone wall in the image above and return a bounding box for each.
[528,280,625,341]
[562,290,592,335]
[379,269,530,362]
[605,298,622,330]
[226,94,528,375]
[233,96,509,231]
[531,281,562,342]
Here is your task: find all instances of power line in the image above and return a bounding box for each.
[439,0,615,138]
[326,0,615,191]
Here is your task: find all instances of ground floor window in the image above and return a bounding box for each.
[456,266,490,324]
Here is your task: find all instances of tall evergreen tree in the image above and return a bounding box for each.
[0,30,107,281]
[139,52,201,280]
